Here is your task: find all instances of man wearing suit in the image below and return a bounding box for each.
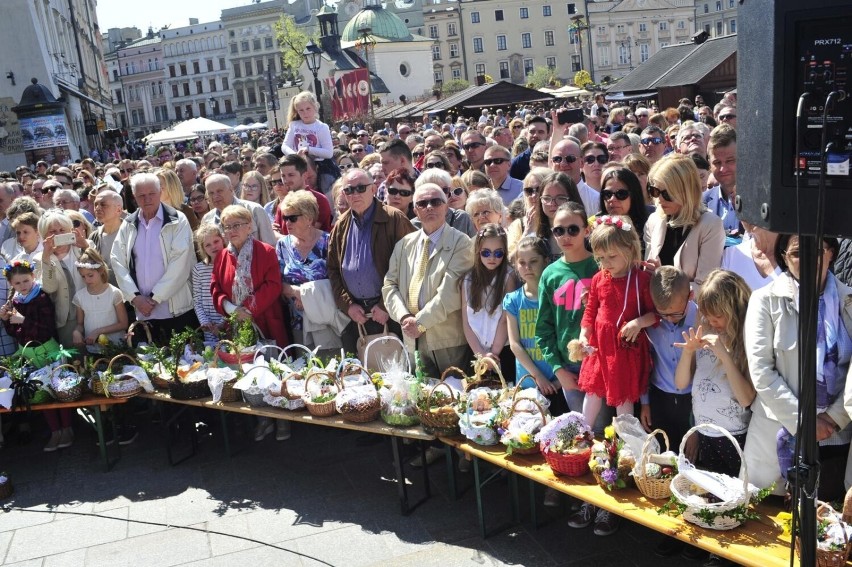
[383,183,474,378]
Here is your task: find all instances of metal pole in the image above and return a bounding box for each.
[312,71,324,123]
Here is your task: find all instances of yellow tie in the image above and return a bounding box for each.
[407,238,430,315]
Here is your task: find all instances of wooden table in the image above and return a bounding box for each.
[1,395,128,471]
[138,390,436,514]
[443,436,806,567]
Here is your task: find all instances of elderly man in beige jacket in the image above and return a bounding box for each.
[383,182,474,378]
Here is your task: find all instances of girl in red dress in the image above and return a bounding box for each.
[576,215,658,427]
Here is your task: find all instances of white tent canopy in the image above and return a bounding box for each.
[176,117,234,135]
[248,122,268,130]
[234,124,251,132]
[145,127,199,145]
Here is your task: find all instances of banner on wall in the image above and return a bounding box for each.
[0,98,23,155]
[19,114,69,151]
[325,68,370,121]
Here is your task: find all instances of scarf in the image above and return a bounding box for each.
[13,282,42,305]
[229,236,255,310]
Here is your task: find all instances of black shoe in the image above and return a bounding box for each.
[682,545,708,562]
[117,425,138,446]
[654,537,684,557]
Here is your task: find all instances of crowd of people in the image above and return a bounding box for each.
[2,89,846,566]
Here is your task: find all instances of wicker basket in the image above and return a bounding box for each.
[796,502,852,567]
[670,423,753,531]
[104,354,143,398]
[544,448,592,477]
[169,378,211,400]
[219,379,241,402]
[501,397,548,456]
[336,364,380,423]
[592,463,634,490]
[214,339,256,370]
[633,429,675,500]
[50,364,84,403]
[415,379,460,436]
[464,356,507,392]
[303,372,338,417]
[126,320,154,348]
[239,366,276,407]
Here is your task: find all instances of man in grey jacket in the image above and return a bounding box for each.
[202,173,277,246]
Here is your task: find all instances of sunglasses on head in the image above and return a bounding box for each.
[343,184,370,195]
[551,155,578,164]
[641,137,664,146]
[583,155,608,165]
[523,186,539,196]
[414,197,445,209]
[387,186,413,197]
[551,224,582,238]
[480,248,505,259]
[647,184,673,202]
[282,214,302,223]
[483,158,509,167]
[602,189,630,201]
[425,162,445,169]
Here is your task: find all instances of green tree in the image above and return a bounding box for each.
[440,79,470,95]
[573,70,592,88]
[526,66,561,89]
[275,15,319,78]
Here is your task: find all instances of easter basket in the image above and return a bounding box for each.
[464,356,507,393]
[101,354,143,399]
[633,429,677,500]
[302,372,339,417]
[796,502,852,567]
[500,397,548,456]
[415,378,461,436]
[212,341,248,401]
[49,364,84,403]
[536,412,594,477]
[589,421,635,491]
[457,386,501,446]
[370,336,420,427]
[335,363,380,423]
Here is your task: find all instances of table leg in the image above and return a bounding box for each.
[92,406,120,472]
[472,456,521,538]
[509,472,519,523]
[160,403,196,466]
[473,456,486,538]
[445,444,457,500]
[219,412,231,458]
[529,479,539,528]
[391,436,431,515]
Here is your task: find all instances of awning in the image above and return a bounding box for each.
[605,91,657,102]
[57,83,111,111]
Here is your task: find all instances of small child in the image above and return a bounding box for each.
[3,212,43,266]
[675,269,754,477]
[192,224,227,344]
[283,91,338,195]
[461,224,515,367]
[71,248,128,354]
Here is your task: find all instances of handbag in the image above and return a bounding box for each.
[357,324,406,372]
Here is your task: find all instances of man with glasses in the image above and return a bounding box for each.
[38,180,62,209]
[716,107,736,128]
[328,168,415,355]
[111,173,197,342]
[606,131,634,161]
[397,123,412,140]
[704,124,740,236]
[53,188,95,223]
[356,130,374,153]
[383,182,473,380]
[117,159,135,182]
[461,130,488,172]
[156,146,174,165]
[202,174,276,246]
[175,158,199,199]
[240,148,255,173]
[510,115,550,180]
[639,126,667,164]
[484,146,522,205]
[549,139,599,216]
[272,154,332,235]
[348,143,368,163]
[676,124,708,158]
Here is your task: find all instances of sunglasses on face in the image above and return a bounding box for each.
[120,168,134,173]
[551,155,578,164]
[72,220,82,228]
[641,137,664,146]
[462,142,483,151]
[523,186,539,196]
[445,187,465,197]
[425,162,445,169]
[282,214,302,223]
[648,184,673,202]
[240,157,252,162]
[480,248,505,259]
[271,178,285,186]
[414,197,445,209]
[387,186,413,197]
[551,224,582,238]
[583,155,608,165]
[343,184,370,195]
[483,158,509,167]
[412,152,424,158]
[602,189,630,201]
[339,163,355,170]
[719,114,736,121]
[351,147,365,153]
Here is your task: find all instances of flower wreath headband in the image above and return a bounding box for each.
[2,260,34,279]
[595,215,633,232]
[75,261,103,270]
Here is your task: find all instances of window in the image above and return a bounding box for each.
[115,89,123,104]
[473,37,483,53]
[193,61,200,74]
[222,77,228,90]
[168,65,176,78]
[716,1,722,10]
[224,99,232,113]
[230,43,238,54]
[174,106,182,120]
[730,19,736,33]
[659,21,668,31]
[447,22,457,36]
[434,68,443,83]
[233,63,242,79]
[716,21,722,35]
[598,26,607,34]
[497,35,507,50]
[639,43,649,62]
[471,11,480,23]
[677,20,685,29]
[247,87,256,105]
[112,69,118,80]
[729,0,735,7]
[543,5,552,16]
[544,31,554,46]
[618,44,629,65]
[704,3,709,13]
[546,56,556,69]
[704,23,711,34]
[244,61,252,76]
[196,80,203,94]
[182,83,190,96]
[569,29,578,44]
[523,58,534,76]
[495,9,504,21]
[452,68,461,80]
[179,63,187,76]
[209,78,217,92]
[450,43,459,57]
[475,63,486,76]
[236,89,245,106]
[256,59,264,74]
[198,103,206,118]
[154,106,162,122]
[265,37,273,48]
[520,7,528,19]
[432,44,441,60]
[617,24,626,34]
[241,40,249,51]
[219,57,226,70]
[522,33,532,48]
[660,41,669,48]
[267,57,276,73]
[571,54,580,72]
[429,25,438,39]
[252,39,261,50]
[567,3,576,15]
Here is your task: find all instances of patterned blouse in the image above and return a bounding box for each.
[276,232,330,328]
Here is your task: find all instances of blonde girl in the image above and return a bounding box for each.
[71,248,128,353]
[283,91,337,194]
[192,224,227,343]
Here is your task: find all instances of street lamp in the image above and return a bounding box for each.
[302,40,324,122]
[356,25,376,122]
[207,96,218,118]
[569,15,590,73]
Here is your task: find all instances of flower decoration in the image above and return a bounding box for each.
[595,215,632,232]
[535,412,593,454]
[589,423,630,490]
[2,260,34,279]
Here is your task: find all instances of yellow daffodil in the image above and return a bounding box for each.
[604,425,615,440]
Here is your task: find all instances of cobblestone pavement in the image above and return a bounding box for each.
[0,404,740,566]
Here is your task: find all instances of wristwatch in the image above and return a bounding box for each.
[416,319,426,334]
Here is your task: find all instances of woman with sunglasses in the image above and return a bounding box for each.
[423,150,452,173]
[644,155,724,292]
[336,153,356,174]
[447,177,468,211]
[533,172,585,262]
[189,184,210,218]
[595,167,649,247]
[385,168,417,220]
[414,169,476,237]
[507,167,550,258]
[580,142,609,191]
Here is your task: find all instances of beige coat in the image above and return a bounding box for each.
[644,209,724,292]
[382,225,473,352]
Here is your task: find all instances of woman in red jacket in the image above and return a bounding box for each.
[211,205,288,348]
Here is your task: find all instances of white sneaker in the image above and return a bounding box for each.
[254,418,274,441]
[275,421,291,441]
[543,487,561,508]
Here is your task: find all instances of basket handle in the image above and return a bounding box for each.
[279,343,316,362]
[214,339,240,358]
[107,353,138,374]
[508,396,547,424]
[126,320,154,347]
[304,370,337,390]
[439,366,468,383]
[49,363,81,381]
[426,379,458,407]
[816,501,850,548]
[472,356,507,390]
[253,344,287,362]
[639,428,670,472]
[336,361,370,383]
[362,332,409,374]
[678,423,749,497]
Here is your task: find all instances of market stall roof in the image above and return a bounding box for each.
[145,127,199,145]
[175,117,234,135]
[422,80,555,114]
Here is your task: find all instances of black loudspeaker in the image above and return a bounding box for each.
[737,0,852,236]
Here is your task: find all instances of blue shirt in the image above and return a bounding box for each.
[341,201,383,300]
[641,300,698,403]
[495,176,524,206]
[503,287,554,387]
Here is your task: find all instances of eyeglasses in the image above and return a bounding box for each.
[471,210,495,219]
[270,178,285,186]
[648,184,673,202]
[412,151,424,158]
[657,307,687,320]
[240,157,252,162]
[512,124,522,130]
[414,197,446,209]
[602,189,630,201]
[636,114,649,119]
[583,155,608,165]
[483,158,509,166]
[343,184,370,195]
[351,147,365,153]
[551,224,582,238]
[462,142,484,151]
[119,168,134,174]
[523,186,539,196]
[480,248,505,259]
[681,132,704,142]
[339,163,355,170]
[641,137,664,146]
[540,195,570,206]
[189,195,206,204]
[282,214,302,223]
[425,162,445,169]
[719,114,736,121]
[550,155,578,164]
[222,222,248,232]
[387,186,413,197]
[606,144,627,153]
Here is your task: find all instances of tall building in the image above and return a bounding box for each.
[694,0,737,38]
[161,19,233,124]
[457,0,591,86]
[423,0,465,85]
[0,0,112,169]
[588,0,695,83]
[113,30,168,139]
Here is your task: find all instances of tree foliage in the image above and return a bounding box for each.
[275,15,320,78]
[440,79,470,95]
[573,70,593,88]
[526,66,561,89]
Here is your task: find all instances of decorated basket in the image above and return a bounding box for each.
[50,364,84,403]
[633,429,676,500]
[415,379,460,436]
[335,363,380,423]
[457,387,500,446]
[239,366,275,408]
[500,397,548,455]
[464,356,507,392]
[214,339,256,371]
[126,320,154,348]
[103,354,143,399]
[89,358,108,396]
[303,372,339,417]
[796,502,852,567]
[545,448,592,477]
[592,463,634,490]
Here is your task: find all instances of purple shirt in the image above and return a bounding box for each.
[341,201,383,300]
[133,206,170,320]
